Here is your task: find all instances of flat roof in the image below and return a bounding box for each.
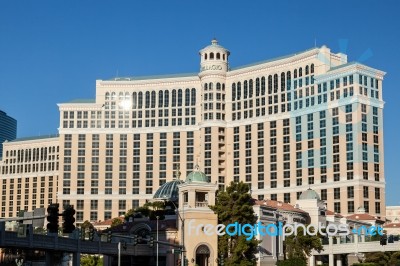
[8,134,59,143]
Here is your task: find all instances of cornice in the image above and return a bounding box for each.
[316,64,386,83]
[97,76,200,88]
[226,49,320,80]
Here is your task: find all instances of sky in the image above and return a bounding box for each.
[0,1,399,205]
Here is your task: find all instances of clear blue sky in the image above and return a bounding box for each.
[0,1,399,205]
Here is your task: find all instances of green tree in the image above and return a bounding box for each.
[209,181,259,266]
[80,255,103,266]
[125,201,166,221]
[111,218,123,228]
[364,251,400,266]
[284,226,323,263]
[80,220,94,238]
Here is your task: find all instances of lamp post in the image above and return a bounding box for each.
[274,211,283,263]
[156,215,159,266]
[118,241,121,266]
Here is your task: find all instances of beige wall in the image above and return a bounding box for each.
[0,136,59,217]
[0,42,386,222]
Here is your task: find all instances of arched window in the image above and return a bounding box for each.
[261,77,266,95]
[281,72,286,91]
[273,74,278,93]
[305,65,309,75]
[191,88,196,106]
[138,92,143,108]
[237,82,241,100]
[216,83,221,91]
[311,64,314,74]
[232,83,236,101]
[204,83,208,91]
[164,90,169,107]
[151,91,156,108]
[125,92,130,100]
[287,71,291,90]
[223,54,225,60]
[210,52,214,59]
[158,91,163,107]
[205,53,208,60]
[249,79,253,97]
[244,80,248,99]
[185,88,190,106]
[299,67,303,77]
[178,89,183,107]
[172,89,176,107]
[105,92,110,100]
[222,83,225,91]
[294,69,298,79]
[119,92,124,100]
[132,92,137,109]
[209,82,213,91]
[216,53,220,59]
[256,78,260,96]
[268,75,272,94]
[145,91,150,108]
[111,92,116,100]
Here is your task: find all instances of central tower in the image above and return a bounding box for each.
[197,39,230,190]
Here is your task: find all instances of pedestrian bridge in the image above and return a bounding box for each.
[315,240,400,255]
[310,237,400,266]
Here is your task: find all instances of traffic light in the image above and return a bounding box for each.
[183,258,188,266]
[388,235,394,243]
[149,236,154,247]
[380,234,387,245]
[47,203,59,233]
[62,205,76,234]
[107,231,112,242]
[89,228,95,241]
[133,234,138,246]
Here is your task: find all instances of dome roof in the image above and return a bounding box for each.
[299,188,320,200]
[186,165,209,183]
[153,179,184,202]
[199,39,230,54]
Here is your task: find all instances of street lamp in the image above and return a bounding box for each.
[274,211,283,263]
[164,200,185,265]
[156,215,159,266]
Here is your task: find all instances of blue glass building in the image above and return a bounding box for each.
[0,110,17,159]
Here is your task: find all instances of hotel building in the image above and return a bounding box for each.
[53,40,384,222]
[0,110,17,159]
[0,135,59,217]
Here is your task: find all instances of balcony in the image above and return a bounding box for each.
[195,201,208,208]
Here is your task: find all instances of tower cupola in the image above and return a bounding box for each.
[199,39,230,76]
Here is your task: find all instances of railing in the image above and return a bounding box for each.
[195,201,208,208]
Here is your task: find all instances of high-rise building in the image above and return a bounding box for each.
[0,110,17,159]
[57,40,386,223]
[0,135,59,217]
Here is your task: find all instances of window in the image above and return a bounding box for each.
[334,188,340,199]
[348,201,354,213]
[334,202,341,213]
[321,189,327,200]
[347,186,354,198]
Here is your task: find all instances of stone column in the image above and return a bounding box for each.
[336,255,342,266]
[309,255,315,266]
[329,254,334,266]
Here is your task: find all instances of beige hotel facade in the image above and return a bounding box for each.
[0,40,386,223]
[0,135,59,218]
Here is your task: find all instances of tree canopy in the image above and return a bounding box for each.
[124,201,166,221]
[209,181,259,266]
[284,226,323,262]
